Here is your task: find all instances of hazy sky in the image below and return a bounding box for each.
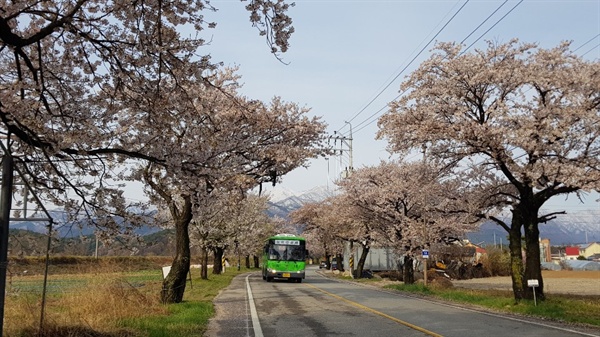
[199,0,600,211]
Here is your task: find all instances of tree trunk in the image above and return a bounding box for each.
[335,254,344,272]
[524,222,545,300]
[200,247,208,280]
[508,201,545,302]
[254,255,260,268]
[507,219,525,301]
[161,202,192,304]
[403,255,415,284]
[356,244,370,279]
[245,255,250,269]
[212,246,225,274]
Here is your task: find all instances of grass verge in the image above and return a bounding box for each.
[5,261,251,337]
[383,282,600,327]
[120,268,249,337]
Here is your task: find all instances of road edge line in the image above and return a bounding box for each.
[246,275,264,337]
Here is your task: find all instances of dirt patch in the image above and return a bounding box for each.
[452,270,600,296]
[542,270,600,279]
[360,271,600,296]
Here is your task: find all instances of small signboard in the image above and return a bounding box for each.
[162,266,171,279]
[422,250,429,259]
[528,279,540,306]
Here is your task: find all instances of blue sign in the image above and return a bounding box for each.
[422,250,429,259]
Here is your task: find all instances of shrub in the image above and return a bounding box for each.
[376,270,402,281]
[480,246,511,276]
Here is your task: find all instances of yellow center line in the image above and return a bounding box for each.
[304,283,443,337]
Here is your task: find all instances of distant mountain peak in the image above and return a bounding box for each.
[262,186,297,203]
[265,185,337,219]
[262,185,336,203]
[264,187,600,245]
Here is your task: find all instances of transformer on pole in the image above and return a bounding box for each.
[328,122,354,180]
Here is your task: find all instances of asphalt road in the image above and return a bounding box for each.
[205,266,600,337]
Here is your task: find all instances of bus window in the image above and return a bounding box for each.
[269,246,280,260]
[289,246,305,261]
[267,244,306,261]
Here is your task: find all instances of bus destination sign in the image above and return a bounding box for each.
[274,240,300,245]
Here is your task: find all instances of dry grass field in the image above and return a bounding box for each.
[451,270,600,295]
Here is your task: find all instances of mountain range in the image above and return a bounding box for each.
[265,186,600,246]
[263,185,336,219]
[9,210,160,238]
[9,186,598,247]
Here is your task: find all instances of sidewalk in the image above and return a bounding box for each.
[204,272,255,337]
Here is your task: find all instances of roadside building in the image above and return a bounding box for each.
[565,246,581,260]
[578,242,600,259]
[588,253,600,262]
[540,238,552,262]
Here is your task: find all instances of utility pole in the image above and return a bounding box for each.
[328,122,354,179]
[0,155,13,337]
[0,140,53,336]
[346,121,353,177]
[421,143,428,287]
[329,122,354,277]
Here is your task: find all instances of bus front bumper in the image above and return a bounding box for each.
[266,270,305,280]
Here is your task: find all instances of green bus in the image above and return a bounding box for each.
[262,233,307,283]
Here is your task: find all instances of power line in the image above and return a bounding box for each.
[349,0,523,136]
[339,0,517,135]
[460,0,523,55]
[336,0,471,134]
[572,33,600,53]
[351,100,389,133]
[458,0,509,46]
[581,42,600,58]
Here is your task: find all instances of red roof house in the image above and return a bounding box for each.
[565,246,580,260]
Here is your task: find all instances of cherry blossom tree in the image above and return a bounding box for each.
[0,0,322,305]
[319,194,382,278]
[189,191,274,278]
[378,40,600,300]
[289,203,327,262]
[131,66,326,302]
[289,201,346,269]
[298,229,324,263]
[233,197,279,269]
[334,161,486,283]
[0,0,296,231]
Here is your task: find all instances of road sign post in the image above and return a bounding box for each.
[527,279,539,306]
[422,250,429,286]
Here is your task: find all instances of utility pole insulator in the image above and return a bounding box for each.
[328,122,354,180]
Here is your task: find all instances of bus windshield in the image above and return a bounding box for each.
[268,243,305,261]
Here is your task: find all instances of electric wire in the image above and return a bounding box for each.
[327,0,517,187]
[348,0,523,136]
[325,2,595,198]
[335,0,471,134]
[336,1,466,134]
[581,42,600,58]
[459,0,524,56]
[572,33,600,53]
[458,0,509,47]
[339,0,512,136]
